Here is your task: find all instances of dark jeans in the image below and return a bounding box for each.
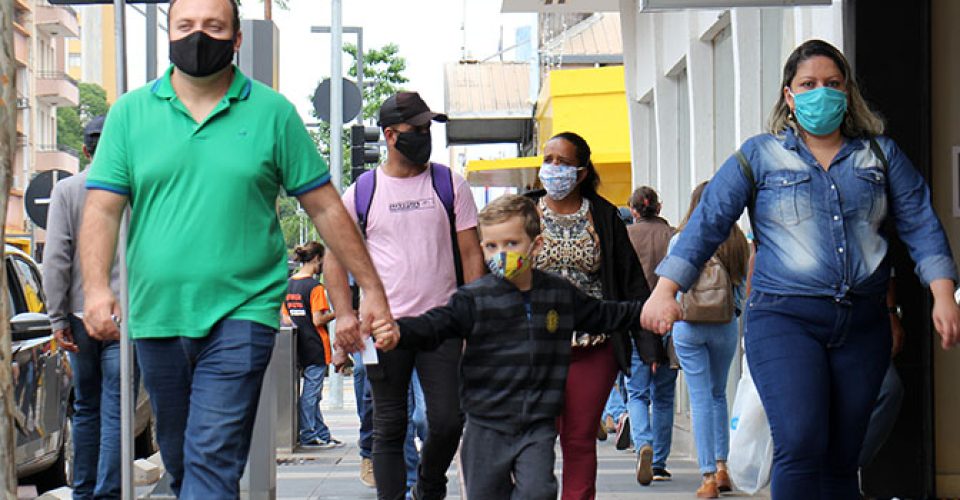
[745,292,890,500]
[460,419,557,500]
[68,315,138,500]
[136,319,276,499]
[369,339,464,500]
[859,363,904,467]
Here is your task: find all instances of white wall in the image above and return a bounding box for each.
[620,0,844,224]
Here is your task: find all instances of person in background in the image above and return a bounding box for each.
[643,39,960,499]
[43,115,134,499]
[528,132,660,499]
[669,181,750,498]
[622,185,678,485]
[283,241,342,449]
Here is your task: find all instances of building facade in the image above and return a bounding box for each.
[7,0,80,257]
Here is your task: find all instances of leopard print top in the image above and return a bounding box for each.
[535,197,608,346]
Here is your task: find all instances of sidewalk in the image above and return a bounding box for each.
[278,379,768,500]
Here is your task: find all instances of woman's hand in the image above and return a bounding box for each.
[641,279,683,335]
[930,279,960,349]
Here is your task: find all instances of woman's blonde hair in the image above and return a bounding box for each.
[768,39,885,138]
[678,182,750,285]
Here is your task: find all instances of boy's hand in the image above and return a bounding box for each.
[371,319,400,351]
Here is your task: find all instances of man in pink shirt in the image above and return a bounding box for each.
[325,92,485,500]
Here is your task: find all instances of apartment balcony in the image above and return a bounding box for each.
[36,71,79,107]
[5,192,26,235]
[14,23,30,67]
[35,144,79,175]
[36,3,79,38]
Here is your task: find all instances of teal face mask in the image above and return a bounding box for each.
[790,87,848,136]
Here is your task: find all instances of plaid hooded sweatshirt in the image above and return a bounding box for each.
[396,270,643,432]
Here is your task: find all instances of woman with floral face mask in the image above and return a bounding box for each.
[527,131,661,499]
[643,39,960,499]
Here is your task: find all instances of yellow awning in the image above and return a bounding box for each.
[466,151,633,205]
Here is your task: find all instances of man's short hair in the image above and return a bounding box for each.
[168,0,241,34]
[478,194,541,240]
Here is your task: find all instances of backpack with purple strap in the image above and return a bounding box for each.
[353,163,464,286]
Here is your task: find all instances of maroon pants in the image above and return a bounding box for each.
[558,342,620,500]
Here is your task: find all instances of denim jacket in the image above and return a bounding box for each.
[657,129,958,299]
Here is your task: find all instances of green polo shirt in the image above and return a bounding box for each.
[87,65,330,339]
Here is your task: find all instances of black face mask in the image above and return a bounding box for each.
[394,130,432,165]
[169,31,235,78]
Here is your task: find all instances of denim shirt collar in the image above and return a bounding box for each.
[779,127,867,168]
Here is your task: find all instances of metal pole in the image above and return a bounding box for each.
[330,0,343,192]
[329,0,344,408]
[113,2,135,499]
[355,28,363,125]
[146,4,157,81]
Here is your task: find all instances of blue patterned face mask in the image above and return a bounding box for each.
[539,163,581,201]
[790,87,847,136]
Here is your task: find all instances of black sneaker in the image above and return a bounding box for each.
[615,414,631,450]
[652,467,672,481]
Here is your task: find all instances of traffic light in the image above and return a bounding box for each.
[351,125,381,181]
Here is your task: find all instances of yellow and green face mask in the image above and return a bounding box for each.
[486,250,533,281]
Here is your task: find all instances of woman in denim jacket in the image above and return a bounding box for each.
[641,39,960,500]
[670,182,750,498]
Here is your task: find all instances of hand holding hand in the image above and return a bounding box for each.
[333,312,364,354]
[641,287,682,335]
[370,319,400,351]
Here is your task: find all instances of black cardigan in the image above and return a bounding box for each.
[526,189,668,373]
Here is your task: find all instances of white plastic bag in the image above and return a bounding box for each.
[728,358,773,494]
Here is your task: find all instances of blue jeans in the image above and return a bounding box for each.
[135,319,276,499]
[404,370,429,490]
[745,292,890,500]
[68,315,136,499]
[298,364,331,443]
[672,318,739,474]
[352,353,373,459]
[625,345,677,468]
[602,375,628,421]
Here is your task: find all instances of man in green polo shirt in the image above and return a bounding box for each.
[78,0,391,496]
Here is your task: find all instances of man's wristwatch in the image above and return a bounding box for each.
[888,305,903,319]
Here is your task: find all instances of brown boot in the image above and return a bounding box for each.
[715,468,732,492]
[696,475,720,498]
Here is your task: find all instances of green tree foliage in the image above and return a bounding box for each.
[57,83,110,170]
[277,43,409,253]
[344,42,409,123]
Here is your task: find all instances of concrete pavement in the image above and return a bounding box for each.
[277,378,769,500]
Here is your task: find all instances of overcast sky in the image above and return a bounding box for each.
[239,0,537,170]
[109,0,536,188]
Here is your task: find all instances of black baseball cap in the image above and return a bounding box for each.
[377,92,448,128]
[83,115,106,153]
